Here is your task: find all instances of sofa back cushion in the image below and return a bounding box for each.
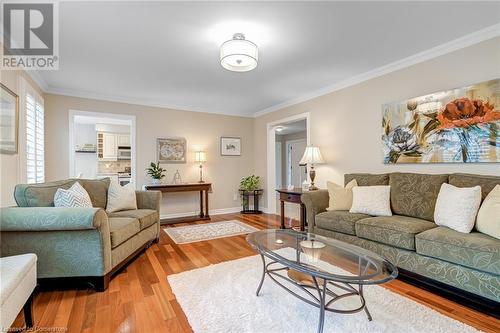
[78,178,110,208]
[389,173,448,221]
[344,173,389,186]
[449,173,500,201]
[14,178,110,208]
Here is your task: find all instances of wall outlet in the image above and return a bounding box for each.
[233,193,238,201]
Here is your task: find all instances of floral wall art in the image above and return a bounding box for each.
[382,79,500,164]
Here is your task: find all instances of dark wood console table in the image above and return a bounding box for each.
[144,183,212,224]
[276,188,307,231]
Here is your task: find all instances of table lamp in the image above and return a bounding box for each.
[300,239,325,263]
[195,151,207,183]
[299,146,324,190]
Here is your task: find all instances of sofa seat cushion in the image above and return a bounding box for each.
[416,227,500,275]
[315,210,370,235]
[109,217,140,249]
[355,216,436,250]
[108,209,158,230]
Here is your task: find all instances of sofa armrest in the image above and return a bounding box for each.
[0,207,107,231]
[1,207,112,278]
[301,190,329,229]
[136,190,161,211]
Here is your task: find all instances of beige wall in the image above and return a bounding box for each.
[254,37,500,211]
[44,94,254,217]
[0,69,44,206]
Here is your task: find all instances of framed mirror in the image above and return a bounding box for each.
[0,83,19,154]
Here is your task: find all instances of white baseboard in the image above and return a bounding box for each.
[160,206,241,220]
[261,207,271,214]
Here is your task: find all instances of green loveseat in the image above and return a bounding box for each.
[302,172,500,315]
[0,178,161,291]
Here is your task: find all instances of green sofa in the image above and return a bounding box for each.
[302,172,500,314]
[0,178,161,291]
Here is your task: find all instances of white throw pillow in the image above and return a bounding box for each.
[475,185,500,239]
[326,179,357,211]
[106,180,137,213]
[350,186,392,216]
[54,181,93,208]
[434,183,481,233]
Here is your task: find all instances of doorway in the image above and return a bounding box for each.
[68,110,136,186]
[267,113,310,216]
[286,138,307,188]
[275,142,282,189]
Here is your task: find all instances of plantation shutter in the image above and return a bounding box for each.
[26,93,44,184]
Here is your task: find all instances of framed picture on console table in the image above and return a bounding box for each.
[382,78,500,164]
[220,136,241,156]
[0,83,19,154]
[157,137,187,163]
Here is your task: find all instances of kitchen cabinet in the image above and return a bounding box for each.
[97,132,130,161]
[102,133,117,160]
[117,134,130,147]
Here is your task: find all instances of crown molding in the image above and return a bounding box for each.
[253,23,500,118]
[25,70,49,92]
[44,86,254,118]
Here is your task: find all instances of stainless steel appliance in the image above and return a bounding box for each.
[118,172,131,186]
[117,146,131,160]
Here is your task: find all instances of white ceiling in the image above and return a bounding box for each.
[37,1,500,117]
[275,119,306,136]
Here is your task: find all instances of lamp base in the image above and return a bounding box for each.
[308,166,318,191]
[198,164,204,183]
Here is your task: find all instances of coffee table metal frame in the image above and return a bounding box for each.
[249,231,397,333]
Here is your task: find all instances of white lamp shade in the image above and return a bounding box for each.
[299,146,325,165]
[195,151,207,163]
[300,240,325,263]
[220,34,258,72]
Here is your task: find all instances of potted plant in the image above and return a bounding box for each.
[240,175,260,192]
[239,175,263,214]
[146,162,165,184]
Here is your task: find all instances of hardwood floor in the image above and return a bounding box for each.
[11,213,500,333]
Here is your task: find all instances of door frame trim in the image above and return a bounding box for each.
[68,109,137,186]
[266,112,310,214]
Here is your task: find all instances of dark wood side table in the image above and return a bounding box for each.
[276,188,307,231]
[239,189,264,214]
[144,183,212,224]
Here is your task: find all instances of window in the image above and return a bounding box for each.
[25,92,44,184]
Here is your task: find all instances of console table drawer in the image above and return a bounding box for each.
[280,192,302,204]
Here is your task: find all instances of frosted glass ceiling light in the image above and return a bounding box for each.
[220,33,258,72]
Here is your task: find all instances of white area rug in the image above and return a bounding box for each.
[168,248,480,333]
[163,220,258,244]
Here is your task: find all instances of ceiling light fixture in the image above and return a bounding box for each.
[220,33,258,72]
[275,126,284,132]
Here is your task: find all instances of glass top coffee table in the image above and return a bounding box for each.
[246,229,398,333]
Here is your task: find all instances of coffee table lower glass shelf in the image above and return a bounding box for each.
[246,229,398,333]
